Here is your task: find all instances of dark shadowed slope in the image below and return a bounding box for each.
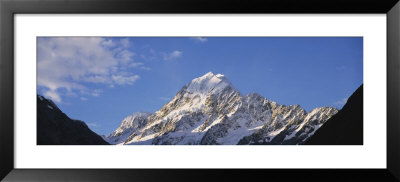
[305,84,363,145]
[37,95,109,145]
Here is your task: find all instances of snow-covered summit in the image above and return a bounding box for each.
[184,72,234,94]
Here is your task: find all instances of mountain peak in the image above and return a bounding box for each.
[185,72,233,94]
[201,72,225,78]
[215,73,225,78]
[204,71,215,77]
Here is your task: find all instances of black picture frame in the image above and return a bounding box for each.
[1,0,399,181]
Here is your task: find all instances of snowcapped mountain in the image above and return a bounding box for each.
[107,72,338,145]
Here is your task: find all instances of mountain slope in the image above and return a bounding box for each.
[106,112,151,144]
[37,95,109,145]
[238,106,337,145]
[107,72,338,145]
[305,85,363,145]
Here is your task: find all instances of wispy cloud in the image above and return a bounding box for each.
[129,62,151,70]
[80,97,88,101]
[91,89,102,97]
[130,62,144,67]
[333,97,348,106]
[44,90,62,103]
[120,38,130,48]
[163,50,183,61]
[79,89,102,97]
[190,37,208,43]
[37,37,141,103]
[111,74,140,85]
[116,50,135,64]
[101,39,115,47]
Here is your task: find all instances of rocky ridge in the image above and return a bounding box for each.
[106,72,338,145]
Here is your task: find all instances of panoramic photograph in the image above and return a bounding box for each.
[36,37,363,145]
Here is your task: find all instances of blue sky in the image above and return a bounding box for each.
[37,37,363,135]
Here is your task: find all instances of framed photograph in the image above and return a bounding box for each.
[1,0,399,181]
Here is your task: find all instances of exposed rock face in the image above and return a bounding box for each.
[106,112,151,144]
[107,72,339,145]
[305,85,363,145]
[238,106,338,145]
[37,95,109,145]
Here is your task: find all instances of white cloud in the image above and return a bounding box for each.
[120,38,130,48]
[117,50,135,64]
[101,39,115,47]
[129,62,144,68]
[79,89,102,97]
[91,89,102,97]
[333,97,348,106]
[129,62,151,70]
[163,50,183,61]
[37,37,140,103]
[190,37,208,43]
[111,74,140,85]
[139,66,151,70]
[44,90,62,103]
[82,75,110,84]
[80,97,88,101]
